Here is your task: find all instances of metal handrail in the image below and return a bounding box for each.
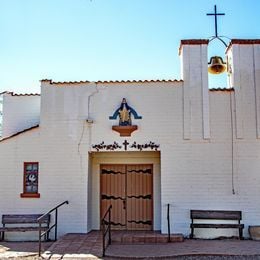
[38,200,69,256]
[101,205,112,257]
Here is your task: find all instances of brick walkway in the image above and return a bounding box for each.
[1,231,260,259]
[106,240,260,259]
[42,232,103,259]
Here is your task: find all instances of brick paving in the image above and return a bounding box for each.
[110,230,184,244]
[0,231,260,259]
[105,239,260,259]
[42,232,103,259]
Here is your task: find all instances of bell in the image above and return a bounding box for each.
[208,56,226,74]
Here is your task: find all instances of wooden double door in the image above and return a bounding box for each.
[100,164,153,230]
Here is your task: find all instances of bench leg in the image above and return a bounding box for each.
[1,231,4,241]
[239,228,243,240]
[190,228,194,239]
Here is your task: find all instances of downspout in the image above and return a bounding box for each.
[77,82,99,153]
[229,88,235,195]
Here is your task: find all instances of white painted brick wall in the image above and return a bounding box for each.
[1,40,260,240]
[2,93,40,138]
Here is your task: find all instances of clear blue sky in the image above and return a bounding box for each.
[0,0,259,94]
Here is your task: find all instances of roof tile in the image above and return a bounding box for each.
[41,79,183,86]
[1,91,40,97]
[210,88,234,92]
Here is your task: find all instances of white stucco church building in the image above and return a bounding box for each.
[1,38,260,240]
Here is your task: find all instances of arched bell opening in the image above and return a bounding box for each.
[207,39,228,89]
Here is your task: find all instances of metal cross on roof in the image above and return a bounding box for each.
[207,5,227,47]
[207,5,225,37]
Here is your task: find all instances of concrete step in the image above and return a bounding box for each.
[110,231,184,244]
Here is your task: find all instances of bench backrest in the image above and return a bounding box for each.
[2,214,50,225]
[190,210,242,220]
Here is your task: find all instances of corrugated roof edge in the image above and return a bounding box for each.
[0,91,40,96]
[40,79,183,85]
[1,87,233,97]
[210,88,234,92]
[0,125,39,143]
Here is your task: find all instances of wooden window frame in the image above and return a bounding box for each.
[20,162,40,198]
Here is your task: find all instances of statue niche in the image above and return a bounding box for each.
[109,98,142,137]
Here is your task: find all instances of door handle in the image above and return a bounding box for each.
[123,199,126,210]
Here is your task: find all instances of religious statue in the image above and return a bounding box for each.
[109,98,142,136]
[118,98,132,126]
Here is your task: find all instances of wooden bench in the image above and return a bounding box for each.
[190,210,244,239]
[0,214,50,241]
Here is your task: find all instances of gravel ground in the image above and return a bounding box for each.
[104,256,260,260]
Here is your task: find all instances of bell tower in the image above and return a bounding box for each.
[226,39,260,139]
[179,39,210,140]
